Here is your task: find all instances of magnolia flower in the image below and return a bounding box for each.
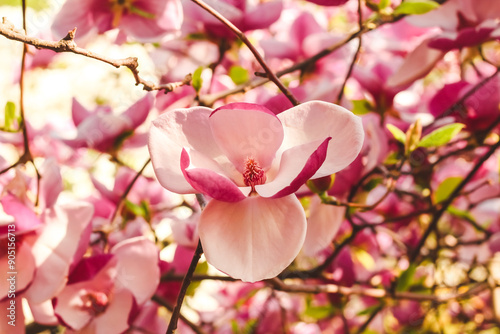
[62,94,152,152]
[52,0,183,42]
[54,237,160,333]
[149,101,363,282]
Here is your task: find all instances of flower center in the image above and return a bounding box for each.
[243,158,266,191]
[81,291,109,316]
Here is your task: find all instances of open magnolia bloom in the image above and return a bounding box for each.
[149,101,364,282]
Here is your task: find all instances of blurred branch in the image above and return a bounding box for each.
[0,1,42,205]
[409,135,500,263]
[198,14,401,106]
[268,278,489,302]
[337,0,364,103]
[190,0,299,106]
[0,18,192,93]
[152,295,206,334]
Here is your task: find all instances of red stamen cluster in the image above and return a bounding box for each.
[82,291,109,316]
[243,158,266,190]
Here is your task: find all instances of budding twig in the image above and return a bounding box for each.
[0,18,191,93]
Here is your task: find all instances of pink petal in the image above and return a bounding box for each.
[255,138,330,198]
[302,196,346,255]
[1,194,42,234]
[24,203,94,303]
[122,94,153,128]
[242,1,283,31]
[386,38,445,88]
[51,0,95,39]
[55,259,118,330]
[291,12,324,47]
[91,289,134,334]
[0,297,24,334]
[0,242,35,299]
[199,195,307,282]
[91,176,120,204]
[39,158,63,210]
[149,107,222,194]
[111,236,160,305]
[209,103,284,172]
[277,101,364,178]
[28,300,58,325]
[72,98,91,127]
[181,149,248,202]
[54,284,95,330]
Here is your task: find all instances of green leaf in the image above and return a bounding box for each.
[378,0,391,9]
[303,304,334,320]
[447,205,475,221]
[386,124,406,144]
[434,176,463,204]
[353,248,375,270]
[418,123,465,148]
[128,5,156,19]
[351,99,374,115]
[2,0,50,11]
[124,200,146,218]
[396,263,417,292]
[229,66,249,85]
[357,304,382,316]
[4,102,16,131]
[384,151,401,165]
[192,66,204,93]
[393,0,440,16]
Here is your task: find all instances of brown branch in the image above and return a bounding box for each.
[166,240,204,334]
[268,278,489,303]
[337,0,363,103]
[198,15,399,106]
[189,0,299,106]
[0,18,191,93]
[409,137,500,263]
[152,295,206,334]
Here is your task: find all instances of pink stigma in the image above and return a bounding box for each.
[243,158,266,190]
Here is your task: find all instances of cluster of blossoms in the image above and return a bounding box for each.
[0,0,499,333]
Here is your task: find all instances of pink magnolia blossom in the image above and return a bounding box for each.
[182,0,283,38]
[0,159,94,328]
[388,0,500,87]
[149,101,364,282]
[54,237,160,334]
[52,0,183,42]
[62,94,153,152]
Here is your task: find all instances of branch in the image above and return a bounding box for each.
[152,295,206,334]
[409,136,500,263]
[268,278,489,303]
[198,15,399,106]
[189,0,299,106]
[0,18,191,93]
[166,240,204,334]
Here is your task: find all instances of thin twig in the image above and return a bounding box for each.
[189,0,299,106]
[166,240,204,334]
[409,138,500,263]
[109,158,151,226]
[198,15,399,106]
[0,18,192,93]
[152,295,206,334]
[268,278,489,302]
[337,0,363,103]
